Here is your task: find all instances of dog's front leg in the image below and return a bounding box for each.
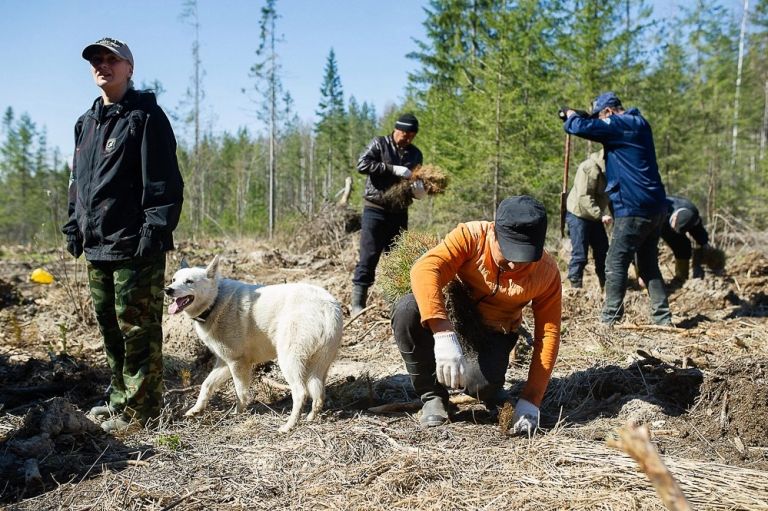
[228,360,253,414]
[186,358,231,416]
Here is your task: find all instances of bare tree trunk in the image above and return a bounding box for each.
[761,79,768,160]
[493,70,501,210]
[731,0,749,165]
[310,137,316,217]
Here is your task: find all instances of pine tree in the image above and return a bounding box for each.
[314,48,348,201]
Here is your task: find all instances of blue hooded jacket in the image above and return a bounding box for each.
[564,108,666,217]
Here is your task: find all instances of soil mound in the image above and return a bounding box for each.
[686,358,768,447]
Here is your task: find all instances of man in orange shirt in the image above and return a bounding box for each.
[391,196,562,433]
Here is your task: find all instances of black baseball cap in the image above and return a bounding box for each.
[82,37,134,67]
[494,196,547,262]
[671,208,695,233]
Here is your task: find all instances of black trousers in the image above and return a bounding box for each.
[352,206,408,287]
[391,293,517,405]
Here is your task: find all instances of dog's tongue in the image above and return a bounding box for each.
[168,300,180,315]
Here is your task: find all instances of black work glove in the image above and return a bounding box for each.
[135,226,163,258]
[66,234,84,259]
[559,106,590,121]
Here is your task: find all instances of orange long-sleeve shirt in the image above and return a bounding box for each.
[410,221,562,407]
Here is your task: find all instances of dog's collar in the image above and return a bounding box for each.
[191,300,216,323]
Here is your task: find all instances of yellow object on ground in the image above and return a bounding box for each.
[30,268,54,284]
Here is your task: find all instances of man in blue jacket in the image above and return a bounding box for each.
[563,92,672,326]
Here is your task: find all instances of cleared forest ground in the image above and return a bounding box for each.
[1,225,767,510]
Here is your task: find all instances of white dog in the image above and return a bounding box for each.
[164,255,343,432]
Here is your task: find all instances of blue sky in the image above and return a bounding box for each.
[0,0,429,160]
[0,0,721,162]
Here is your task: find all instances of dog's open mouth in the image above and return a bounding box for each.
[168,295,194,315]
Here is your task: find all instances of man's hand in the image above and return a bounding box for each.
[602,215,613,226]
[135,227,163,258]
[66,234,83,259]
[392,165,412,179]
[433,331,465,389]
[559,107,589,121]
[411,179,427,200]
[510,398,539,436]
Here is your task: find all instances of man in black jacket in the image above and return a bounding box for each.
[62,37,184,432]
[351,113,426,315]
[661,195,710,285]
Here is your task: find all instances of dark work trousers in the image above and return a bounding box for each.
[566,212,608,287]
[661,226,693,260]
[352,206,408,287]
[391,293,518,406]
[602,214,672,325]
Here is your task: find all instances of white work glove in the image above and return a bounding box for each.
[510,398,539,436]
[392,165,412,179]
[411,179,427,200]
[433,331,465,389]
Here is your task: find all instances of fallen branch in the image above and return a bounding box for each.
[607,422,692,511]
[616,324,686,333]
[344,305,376,328]
[367,394,479,413]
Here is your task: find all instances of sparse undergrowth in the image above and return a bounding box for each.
[1,232,767,510]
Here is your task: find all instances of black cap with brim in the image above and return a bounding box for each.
[494,196,547,262]
[672,208,695,233]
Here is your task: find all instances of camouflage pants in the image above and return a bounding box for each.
[88,254,166,423]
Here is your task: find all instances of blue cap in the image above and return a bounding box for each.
[591,92,622,115]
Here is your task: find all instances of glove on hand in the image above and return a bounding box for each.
[392,165,412,179]
[135,226,163,258]
[510,398,539,436]
[433,331,465,389]
[66,234,83,259]
[557,107,570,122]
[411,179,427,200]
[692,265,705,279]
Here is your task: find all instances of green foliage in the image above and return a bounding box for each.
[378,230,440,303]
[3,0,768,244]
[156,434,182,451]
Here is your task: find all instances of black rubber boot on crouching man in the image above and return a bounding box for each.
[391,293,450,427]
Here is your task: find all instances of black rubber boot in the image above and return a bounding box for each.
[399,343,449,427]
[391,294,450,427]
[351,284,369,316]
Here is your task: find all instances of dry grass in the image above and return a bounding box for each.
[3,227,768,510]
[9,415,768,510]
[378,164,449,211]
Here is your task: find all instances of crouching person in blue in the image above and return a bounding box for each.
[662,195,710,285]
[61,38,184,433]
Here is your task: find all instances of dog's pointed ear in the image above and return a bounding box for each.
[205,255,220,279]
[179,257,190,270]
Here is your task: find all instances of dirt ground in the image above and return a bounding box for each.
[1,221,767,510]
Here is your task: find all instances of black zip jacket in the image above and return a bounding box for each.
[357,134,423,210]
[62,89,184,261]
